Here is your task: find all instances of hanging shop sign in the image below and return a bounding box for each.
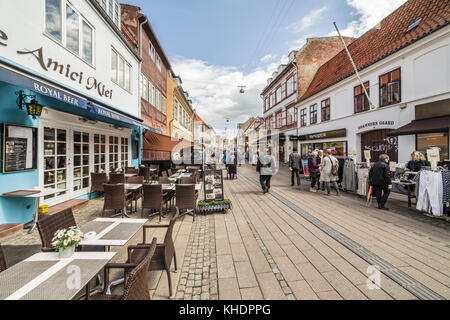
[298,128,347,141]
[358,121,395,131]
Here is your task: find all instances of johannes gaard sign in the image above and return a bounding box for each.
[358,121,395,131]
[0,28,113,100]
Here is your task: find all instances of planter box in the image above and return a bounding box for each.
[196,203,232,215]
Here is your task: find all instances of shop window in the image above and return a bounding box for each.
[300,108,307,127]
[111,48,132,92]
[321,98,330,122]
[323,141,347,157]
[379,68,401,107]
[43,127,67,200]
[354,81,370,113]
[45,1,94,65]
[73,131,90,192]
[121,137,129,168]
[310,104,317,125]
[94,134,106,173]
[417,132,449,162]
[109,136,119,172]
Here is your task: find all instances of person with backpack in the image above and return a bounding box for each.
[319,149,340,196]
[369,154,392,210]
[258,148,277,194]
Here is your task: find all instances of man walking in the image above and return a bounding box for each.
[289,147,301,186]
[369,154,393,210]
[259,148,277,194]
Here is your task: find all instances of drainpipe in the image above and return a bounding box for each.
[138,16,147,164]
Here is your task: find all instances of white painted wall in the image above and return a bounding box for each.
[0,0,140,118]
[295,26,450,164]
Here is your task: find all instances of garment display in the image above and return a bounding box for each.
[342,159,357,192]
[357,168,370,196]
[416,171,443,216]
[442,171,450,206]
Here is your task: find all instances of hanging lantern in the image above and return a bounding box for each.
[26,99,43,119]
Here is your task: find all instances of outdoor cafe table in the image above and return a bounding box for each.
[80,218,147,250]
[0,251,116,300]
[161,184,202,191]
[170,172,193,180]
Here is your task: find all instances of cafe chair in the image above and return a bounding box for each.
[125,167,139,174]
[138,166,151,183]
[126,176,144,212]
[150,164,160,180]
[90,238,157,301]
[161,171,168,178]
[176,184,197,222]
[109,173,125,184]
[158,176,170,184]
[167,168,173,177]
[37,208,77,252]
[0,244,7,272]
[175,166,184,170]
[90,173,107,200]
[134,213,179,299]
[103,184,133,218]
[141,184,170,222]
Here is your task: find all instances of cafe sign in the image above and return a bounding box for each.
[358,121,395,131]
[298,128,347,141]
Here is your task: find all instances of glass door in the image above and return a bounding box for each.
[43,127,68,202]
[94,134,106,173]
[73,131,90,195]
[121,137,129,168]
[109,135,119,172]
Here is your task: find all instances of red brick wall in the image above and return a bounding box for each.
[296,37,355,98]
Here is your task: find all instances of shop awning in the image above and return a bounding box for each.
[388,116,450,136]
[142,130,193,161]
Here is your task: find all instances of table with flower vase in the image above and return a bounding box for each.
[0,251,116,300]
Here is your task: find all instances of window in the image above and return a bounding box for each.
[286,77,295,96]
[271,93,275,106]
[142,76,148,101]
[321,98,330,122]
[379,68,401,107]
[276,87,282,104]
[156,55,162,72]
[111,49,132,91]
[82,21,93,64]
[417,132,449,162]
[149,42,155,61]
[354,81,370,113]
[300,108,307,127]
[174,100,178,120]
[310,104,317,124]
[65,5,79,54]
[121,137,129,168]
[114,2,120,26]
[264,98,269,111]
[276,112,283,128]
[287,107,295,124]
[45,0,62,41]
[281,83,286,100]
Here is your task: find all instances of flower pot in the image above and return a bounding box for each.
[58,246,75,259]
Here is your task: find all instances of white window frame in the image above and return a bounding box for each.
[111,47,132,93]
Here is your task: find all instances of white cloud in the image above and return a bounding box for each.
[172,57,273,138]
[260,54,277,63]
[332,0,407,37]
[287,6,328,33]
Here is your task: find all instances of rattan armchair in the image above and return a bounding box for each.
[167,168,173,177]
[175,166,185,170]
[109,173,125,184]
[0,244,7,272]
[90,173,107,200]
[126,176,144,211]
[180,176,197,185]
[125,167,139,174]
[141,184,169,222]
[138,166,151,183]
[176,184,197,221]
[161,171,168,178]
[103,184,133,218]
[159,176,170,184]
[149,165,160,181]
[134,212,179,298]
[90,238,157,300]
[37,208,77,252]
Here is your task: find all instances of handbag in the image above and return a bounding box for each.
[328,156,338,176]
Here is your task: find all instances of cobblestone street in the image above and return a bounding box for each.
[2,165,449,300]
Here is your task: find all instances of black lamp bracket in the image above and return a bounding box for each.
[16,90,37,110]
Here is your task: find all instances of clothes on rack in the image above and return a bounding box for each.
[416,171,443,216]
[442,171,450,206]
[357,168,370,196]
[342,159,357,192]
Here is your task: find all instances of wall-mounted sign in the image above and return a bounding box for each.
[298,129,347,141]
[358,121,395,131]
[2,124,37,173]
[289,135,298,141]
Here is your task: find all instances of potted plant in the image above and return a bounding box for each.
[197,199,232,214]
[51,227,84,259]
[115,167,123,173]
[168,178,176,185]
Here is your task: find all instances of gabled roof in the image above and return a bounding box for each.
[300,0,450,102]
[195,113,206,125]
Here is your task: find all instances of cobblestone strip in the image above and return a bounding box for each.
[175,214,218,300]
[231,187,296,300]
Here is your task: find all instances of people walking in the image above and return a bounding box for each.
[228,153,237,179]
[369,154,393,210]
[289,147,301,187]
[258,149,277,194]
[319,149,340,196]
[317,149,325,191]
[308,150,320,192]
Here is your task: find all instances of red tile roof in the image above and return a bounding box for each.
[300,0,450,102]
[195,113,206,125]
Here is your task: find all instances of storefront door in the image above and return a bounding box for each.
[361,129,398,162]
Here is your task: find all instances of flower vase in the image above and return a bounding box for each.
[58,246,75,259]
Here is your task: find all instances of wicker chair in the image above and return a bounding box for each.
[138,166,151,183]
[158,176,170,184]
[149,165,159,181]
[125,167,139,174]
[37,208,77,252]
[180,176,196,185]
[133,212,179,298]
[176,184,197,221]
[109,173,125,184]
[141,184,170,222]
[167,169,173,177]
[90,173,107,200]
[126,176,144,212]
[0,244,7,272]
[175,166,185,170]
[90,238,157,300]
[103,184,133,218]
[161,171,168,178]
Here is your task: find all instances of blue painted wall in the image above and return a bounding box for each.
[0,81,142,225]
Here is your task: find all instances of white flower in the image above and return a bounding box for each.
[57,231,64,239]
[67,230,75,237]
[63,240,69,247]
[74,236,80,241]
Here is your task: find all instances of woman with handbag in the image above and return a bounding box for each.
[319,149,340,196]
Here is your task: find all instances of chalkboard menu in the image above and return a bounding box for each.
[203,169,224,201]
[2,124,38,173]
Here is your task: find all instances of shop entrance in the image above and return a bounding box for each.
[279,140,286,163]
[41,121,131,206]
[361,129,398,162]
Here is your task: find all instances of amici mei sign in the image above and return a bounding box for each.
[0,28,113,100]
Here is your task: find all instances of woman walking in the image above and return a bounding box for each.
[308,150,320,192]
[320,149,340,196]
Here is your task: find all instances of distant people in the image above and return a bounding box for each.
[406,151,430,172]
[258,149,277,194]
[289,147,301,187]
[317,150,325,191]
[320,149,340,196]
[228,153,237,179]
[369,154,392,211]
[308,150,320,192]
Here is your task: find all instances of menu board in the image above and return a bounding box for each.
[203,169,224,201]
[2,124,38,173]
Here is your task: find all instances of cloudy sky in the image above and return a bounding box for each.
[125,0,407,138]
